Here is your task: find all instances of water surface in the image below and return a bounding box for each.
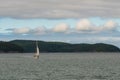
[0,53,120,80]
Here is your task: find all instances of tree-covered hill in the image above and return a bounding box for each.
[0,41,24,53]
[8,40,120,53]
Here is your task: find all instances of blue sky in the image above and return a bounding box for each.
[0,0,120,48]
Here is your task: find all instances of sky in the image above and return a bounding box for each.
[0,0,120,48]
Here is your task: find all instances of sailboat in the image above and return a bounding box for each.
[34,41,40,59]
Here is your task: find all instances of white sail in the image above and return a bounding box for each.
[34,41,40,59]
[36,44,39,55]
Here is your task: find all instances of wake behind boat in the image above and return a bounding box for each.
[34,41,40,59]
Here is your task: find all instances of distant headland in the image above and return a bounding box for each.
[0,40,120,53]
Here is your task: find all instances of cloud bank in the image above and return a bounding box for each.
[0,0,120,18]
[7,19,119,35]
[76,19,119,33]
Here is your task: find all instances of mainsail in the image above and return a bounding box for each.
[36,43,39,55]
[34,41,40,59]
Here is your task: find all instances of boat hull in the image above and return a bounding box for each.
[34,54,39,59]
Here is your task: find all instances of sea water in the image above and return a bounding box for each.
[0,53,120,80]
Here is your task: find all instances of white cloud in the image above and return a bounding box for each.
[13,27,30,34]
[76,19,93,31]
[0,0,120,18]
[103,20,117,30]
[11,27,46,35]
[76,19,119,33]
[53,23,69,32]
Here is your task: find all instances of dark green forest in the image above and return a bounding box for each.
[0,41,24,53]
[0,40,120,53]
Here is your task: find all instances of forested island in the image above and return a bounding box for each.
[0,40,120,53]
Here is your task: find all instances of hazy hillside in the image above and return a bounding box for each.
[8,40,120,53]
